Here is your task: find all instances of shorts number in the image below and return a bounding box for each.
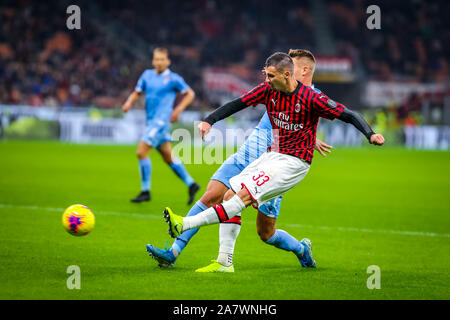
[253,171,270,186]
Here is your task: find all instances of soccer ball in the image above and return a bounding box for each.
[62,204,95,236]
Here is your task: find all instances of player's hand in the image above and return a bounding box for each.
[315,139,333,157]
[122,102,132,113]
[197,121,211,140]
[370,133,385,146]
[170,110,181,123]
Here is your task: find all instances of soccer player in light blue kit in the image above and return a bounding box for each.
[147,49,333,271]
[122,48,200,204]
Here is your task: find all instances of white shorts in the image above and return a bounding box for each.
[229,151,310,208]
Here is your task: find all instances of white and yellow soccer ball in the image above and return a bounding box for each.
[62,204,95,236]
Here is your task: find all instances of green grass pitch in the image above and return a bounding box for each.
[0,140,449,299]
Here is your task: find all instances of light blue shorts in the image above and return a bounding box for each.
[211,153,282,218]
[140,121,171,149]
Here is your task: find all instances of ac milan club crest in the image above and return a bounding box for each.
[295,103,301,112]
[328,99,337,108]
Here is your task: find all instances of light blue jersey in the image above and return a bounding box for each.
[235,112,273,165]
[134,68,196,193]
[135,68,190,124]
[135,68,190,148]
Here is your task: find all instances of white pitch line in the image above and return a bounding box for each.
[0,203,160,220]
[1,203,449,239]
[283,223,450,239]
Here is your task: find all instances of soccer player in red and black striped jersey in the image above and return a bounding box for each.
[163,52,384,268]
[202,53,384,164]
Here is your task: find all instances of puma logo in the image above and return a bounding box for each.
[271,98,277,106]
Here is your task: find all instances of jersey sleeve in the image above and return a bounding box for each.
[310,89,346,120]
[239,82,269,107]
[135,71,146,92]
[172,74,190,93]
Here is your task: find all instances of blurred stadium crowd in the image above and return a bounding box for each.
[0,0,448,125]
[329,0,448,82]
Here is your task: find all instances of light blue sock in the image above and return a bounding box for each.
[265,229,304,256]
[138,158,151,191]
[171,200,208,255]
[169,157,195,187]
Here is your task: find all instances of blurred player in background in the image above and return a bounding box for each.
[122,48,200,204]
[146,49,333,272]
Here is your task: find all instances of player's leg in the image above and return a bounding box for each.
[158,141,200,205]
[217,217,241,266]
[257,210,303,254]
[195,198,282,273]
[167,187,250,235]
[164,152,280,236]
[195,156,246,271]
[195,189,242,272]
[170,180,229,256]
[131,140,152,202]
[257,204,315,268]
[164,151,309,237]
[216,190,243,267]
[195,215,241,273]
[148,154,245,267]
[146,179,230,267]
[196,195,303,273]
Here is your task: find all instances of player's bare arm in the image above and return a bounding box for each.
[122,90,140,113]
[171,88,195,123]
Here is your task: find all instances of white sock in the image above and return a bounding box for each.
[182,195,245,231]
[217,218,241,267]
[182,206,218,231]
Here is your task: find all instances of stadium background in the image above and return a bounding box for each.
[1,0,449,147]
[0,0,449,300]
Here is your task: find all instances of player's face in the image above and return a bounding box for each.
[152,51,171,73]
[264,66,288,91]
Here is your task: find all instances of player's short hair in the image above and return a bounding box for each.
[265,52,294,74]
[288,49,316,64]
[153,47,169,57]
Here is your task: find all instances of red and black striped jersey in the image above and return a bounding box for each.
[240,81,346,163]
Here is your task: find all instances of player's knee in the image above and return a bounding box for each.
[223,189,235,201]
[136,150,147,159]
[162,155,172,164]
[236,188,253,205]
[257,217,276,242]
[159,150,173,164]
[200,191,222,208]
[137,142,152,159]
[257,228,274,242]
